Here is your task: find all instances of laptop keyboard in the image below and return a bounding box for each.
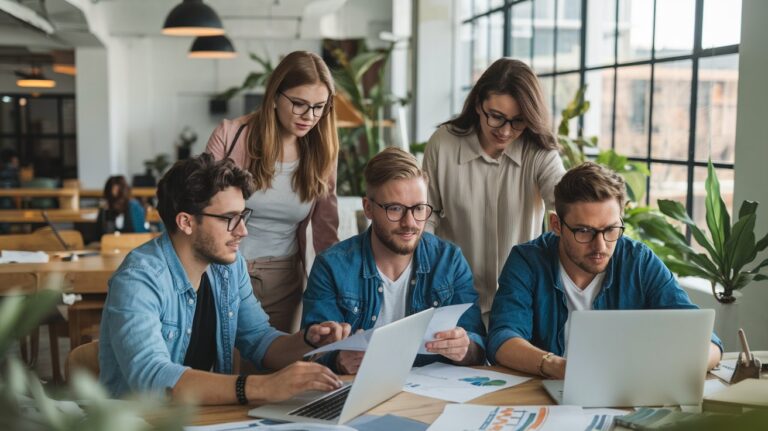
[287,385,352,421]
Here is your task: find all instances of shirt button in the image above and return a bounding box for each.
[371,315,377,322]
[188,298,194,305]
[378,286,383,293]
[228,311,234,318]
[353,306,358,313]
[186,328,192,335]
[433,301,439,307]
[410,279,416,285]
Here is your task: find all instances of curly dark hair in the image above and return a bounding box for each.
[157,153,256,233]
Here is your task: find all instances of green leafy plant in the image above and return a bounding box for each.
[143,154,170,178]
[216,52,275,100]
[639,161,768,304]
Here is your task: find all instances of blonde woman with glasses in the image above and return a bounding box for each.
[423,58,565,322]
[206,51,340,336]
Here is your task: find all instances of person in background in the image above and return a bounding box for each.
[96,175,149,237]
[487,162,722,379]
[206,51,340,335]
[99,153,349,403]
[302,148,485,374]
[422,58,565,323]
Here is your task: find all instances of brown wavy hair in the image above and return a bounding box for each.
[243,51,339,202]
[443,58,557,151]
[103,175,131,214]
[554,162,627,218]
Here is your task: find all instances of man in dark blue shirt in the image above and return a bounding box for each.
[488,162,722,379]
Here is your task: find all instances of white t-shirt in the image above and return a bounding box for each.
[560,263,605,353]
[373,260,413,328]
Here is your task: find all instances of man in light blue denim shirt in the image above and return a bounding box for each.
[302,148,486,374]
[488,162,723,379]
[100,154,349,404]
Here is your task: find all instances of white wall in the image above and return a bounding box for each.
[732,0,768,350]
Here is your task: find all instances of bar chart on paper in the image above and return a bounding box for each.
[427,405,622,431]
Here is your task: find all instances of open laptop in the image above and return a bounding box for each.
[249,307,435,425]
[542,309,715,407]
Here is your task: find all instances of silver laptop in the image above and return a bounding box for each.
[249,307,435,424]
[542,309,715,407]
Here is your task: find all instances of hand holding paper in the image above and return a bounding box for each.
[419,303,472,355]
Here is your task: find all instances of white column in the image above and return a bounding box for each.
[75,47,113,188]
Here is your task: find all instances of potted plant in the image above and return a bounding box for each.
[175,127,197,161]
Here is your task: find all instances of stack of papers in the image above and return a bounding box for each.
[427,405,626,431]
[0,250,49,264]
[404,363,530,403]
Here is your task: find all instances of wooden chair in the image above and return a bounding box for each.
[0,273,39,368]
[0,229,84,251]
[100,232,157,255]
[65,340,99,381]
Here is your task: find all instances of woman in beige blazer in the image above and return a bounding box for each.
[423,58,565,320]
[206,51,339,334]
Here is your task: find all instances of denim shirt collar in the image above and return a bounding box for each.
[158,232,196,294]
[360,227,431,280]
[544,232,616,294]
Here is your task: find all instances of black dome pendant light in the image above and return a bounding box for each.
[162,0,225,37]
[188,35,237,59]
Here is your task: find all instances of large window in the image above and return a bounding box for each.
[458,0,741,229]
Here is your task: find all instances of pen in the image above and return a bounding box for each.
[737,328,752,365]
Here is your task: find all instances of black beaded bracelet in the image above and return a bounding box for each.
[303,325,319,349]
[235,375,248,405]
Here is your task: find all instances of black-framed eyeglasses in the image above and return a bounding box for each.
[559,218,625,244]
[279,91,329,118]
[370,199,434,222]
[480,106,527,131]
[198,208,253,232]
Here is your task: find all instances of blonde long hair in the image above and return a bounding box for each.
[244,51,339,202]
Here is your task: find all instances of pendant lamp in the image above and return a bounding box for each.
[16,67,56,88]
[162,0,225,36]
[188,35,237,59]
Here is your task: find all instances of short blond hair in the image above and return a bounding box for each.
[554,161,627,218]
[364,147,427,194]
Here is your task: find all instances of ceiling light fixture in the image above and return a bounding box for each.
[16,67,56,89]
[162,0,225,36]
[188,35,237,59]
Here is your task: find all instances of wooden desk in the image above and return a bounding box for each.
[0,208,99,223]
[0,188,80,210]
[188,367,550,426]
[0,253,124,293]
[79,188,156,199]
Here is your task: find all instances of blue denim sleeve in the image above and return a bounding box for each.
[301,255,345,372]
[233,256,285,370]
[450,247,487,353]
[128,199,149,233]
[103,266,188,393]
[640,246,724,353]
[487,247,536,364]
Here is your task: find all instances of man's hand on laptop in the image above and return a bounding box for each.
[425,327,471,362]
[305,321,352,347]
[249,362,343,403]
[541,355,566,379]
[336,350,364,375]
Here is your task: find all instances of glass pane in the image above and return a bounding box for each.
[584,68,615,150]
[692,167,734,237]
[539,76,555,131]
[614,65,651,157]
[62,138,77,168]
[554,73,581,129]
[510,1,533,64]
[31,137,61,179]
[458,0,473,21]
[459,23,473,88]
[1,96,16,134]
[702,0,742,49]
[61,98,76,134]
[585,0,616,67]
[650,60,692,161]
[617,0,653,63]
[473,0,489,15]
[655,0,695,58]
[696,54,739,164]
[18,97,28,134]
[472,17,490,82]
[489,12,504,63]
[27,97,59,134]
[556,0,582,71]
[648,163,688,211]
[533,0,555,73]
[490,0,504,9]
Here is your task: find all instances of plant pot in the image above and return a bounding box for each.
[177,147,191,160]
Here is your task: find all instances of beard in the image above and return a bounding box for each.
[192,230,238,265]
[563,246,611,275]
[372,221,422,256]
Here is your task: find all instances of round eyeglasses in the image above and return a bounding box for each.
[559,218,625,244]
[480,106,527,131]
[198,208,253,231]
[370,199,434,222]
[279,91,329,118]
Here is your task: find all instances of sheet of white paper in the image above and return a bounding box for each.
[305,328,374,356]
[0,250,49,264]
[185,421,355,431]
[711,359,737,383]
[403,363,530,403]
[427,405,623,431]
[703,379,729,397]
[418,303,472,355]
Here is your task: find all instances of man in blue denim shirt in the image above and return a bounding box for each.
[488,162,722,379]
[100,154,348,404]
[302,148,486,374]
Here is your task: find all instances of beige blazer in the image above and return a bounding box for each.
[205,115,339,260]
[423,125,565,314]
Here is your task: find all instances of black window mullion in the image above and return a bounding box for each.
[610,0,619,150]
[685,0,705,241]
[645,0,658,206]
[577,0,588,134]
